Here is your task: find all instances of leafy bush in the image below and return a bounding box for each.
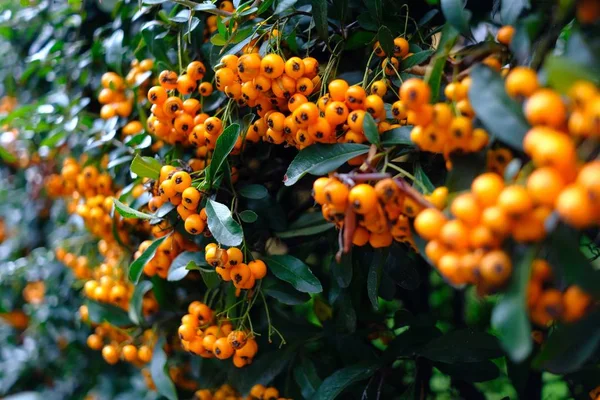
[1,0,599,399]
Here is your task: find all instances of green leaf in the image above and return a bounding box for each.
[264,255,323,293]
[210,34,227,46]
[143,0,167,4]
[362,112,380,146]
[294,358,322,399]
[284,143,370,186]
[274,0,297,14]
[377,26,394,56]
[445,152,487,192]
[440,0,472,36]
[400,50,434,70]
[168,251,208,281]
[468,65,530,151]
[104,29,124,70]
[128,280,153,325]
[533,309,600,374]
[228,350,295,394]
[150,336,178,400]
[380,126,413,146]
[206,199,243,247]
[107,155,133,170]
[0,146,16,163]
[258,0,274,14]
[547,226,600,297]
[414,163,435,194]
[419,329,503,363]
[491,246,535,362]
[239,210,258,223]
[333,252,352,289]
[367,261,382,310]
[427,24,459,101]
[363,0,382,22]
[85,300,132,327]
[544,55,600,94]
[345,31,377,50]
[310,0,328,41]
[170,9,191,23]
[130,154,161,180]
[238,184,268,199]
[113,198,155,220]
[206,123,240,186]
[262,277,311,305]
[194,2,218,10]
[435,360,500,383]
[275,220,334,238]
[501,0,530,25]
[313,362,380,400]
[201,270,221,289]
[129,236,168,284]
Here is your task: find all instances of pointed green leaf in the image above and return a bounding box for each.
[128,280,153,325]
[491,246,535,362]
[168,251,208,281]
[468,65,530,151]
[113,198,155,220]
[206,199,243,247]
[129,236,168,284]
[284,143,370,186]
[206,123,240,186]
[441,0,472,36]
[313,362,380,400]
[151,336,178,400]
[86,300,133,327]
[362,112,380,146]
[264,255,322,293]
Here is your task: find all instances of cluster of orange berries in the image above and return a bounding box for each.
[138,231,199,279]
[312,176,424,249]
[414,170,559,288]
[193,383,288,400]
[146,165,214,237]
[408,77,489,163]
[527,259,593,326]
[83,318,155,365]
[204,244,267,292]
[373,36,413,75]
[46,157,134,243]
[98,60,151,120]
[178,301,259,368]
[516,79,600,229]
[146,61,217,147]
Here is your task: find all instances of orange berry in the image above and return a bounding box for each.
[556,184,595,228]
[450,193,481,226]
[479,250,512,287]
[400,78,431,110]
[439,220,470,251]
[562,286,592,322]
[505,67,539,98]
[393,37,409,57]
[497,185,533,217]
[526,167,565,207]
[248,260,267,279]
[496,25,515,45]
[414,208,447,241]
[525,89,567,129]
[260,54,285,79]
[213,337,234,359]
[328,79,349,101]
[577,161,600,202]
[471,173,504,207]
[102,344,120,365]
[348,184,378,215]
[352,226,370,246]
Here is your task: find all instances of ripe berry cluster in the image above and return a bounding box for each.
[98,59,153,120]
[81,310,155,366]
[527,259,592,327]
[205,244,267,293]
[313,176,425,249]
[146,61,214,147]
[178,301,259,368]
[408,77,489,166]
[192,383,289,400]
